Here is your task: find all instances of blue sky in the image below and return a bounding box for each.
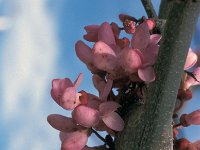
[0,0,199,150]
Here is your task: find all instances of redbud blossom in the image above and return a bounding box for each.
[145,18,155,31]
[51,73,83,110]
[184,48,198,70]
[47,114,79,132]
[185,67,200,89]
[193,140,200,150]
[84,25,99,42]
[180,109,200,127]
[60,129,90,150]
[175,138,195,150]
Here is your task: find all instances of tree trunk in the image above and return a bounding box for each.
[115,1,200,150]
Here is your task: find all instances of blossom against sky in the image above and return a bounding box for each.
[0,0,199,150]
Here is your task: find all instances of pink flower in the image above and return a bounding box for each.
[72,101,124,131]
[92,76,113,101]
[60,130,90,150]
[184,48,198,70]
[192,140,200,150]
[83,25,99,42]
[118,14,136,34]
[184,67,200,89]
[50,73,83,110]
[130,22,161,82]
[145,18,156,31]
[47,114,80,132]
[118,47,143,74]
[180,109,200,127]
[72,104,101,127]
[83,22,116,45]
[47,114,90,150]
[93,41,118,72]
[99,101,124,131]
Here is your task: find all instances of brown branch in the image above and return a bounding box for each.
[141,0,158,19]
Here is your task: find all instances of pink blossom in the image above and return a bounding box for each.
[83,25,99,42]
[192,140,200,150]
[184,48,198,70]
[185,67,200,89]
[131,22,161,82]
[47,114,91,150]
[145,18,156,31]
[110,22,121,39]
[180,109,200,127]
[118,47,143,74]
[98,22,116,45]
[60,129,90,150]
[47,114,84,132]
[131,22,150,50]
[99,101,124,131]
[93,41,118,72]
[50,73,83,110]
[72,105,100,127]
[72,100,124,131]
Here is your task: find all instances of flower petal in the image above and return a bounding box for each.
[51,79,62,103]
[87,94,101,109]
[75,40,93,64]
[60,78,73,92]
[102,111,124,131]
[142,43,159,67]
[73,73,83,89]
[92,74,106,96]
[111,22,120,38]
[84,25,100,32]
[98,22,116,45]
[72,105,100,127]
[84,25,99,42]
[185,67,200,89]
[61,87,79,110]
[61,130,88,150]
[150,34,162,44]
[188,109,200,125]
[93,41,117,72]
[131,22,150,50]
[118,48,143,74]
[145,18,155,30]
[184,48,198,70]
[99,101,121,116]
[193,140,200,149]
[100,79,113,101]
[138,66,155,82]
[47,114,77,132]
[51,78,73,105]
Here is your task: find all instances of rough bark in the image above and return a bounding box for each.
[115,1,200,150]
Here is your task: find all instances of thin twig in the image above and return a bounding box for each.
[91,128,106,143]
[173,123,182,129]
[141,0,158,19]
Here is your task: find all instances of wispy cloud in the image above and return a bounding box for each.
[1,0,60,149]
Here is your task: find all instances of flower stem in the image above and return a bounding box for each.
[173,123,182,129]
[91,128,106,143]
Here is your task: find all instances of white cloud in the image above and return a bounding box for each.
[1,0,60,149]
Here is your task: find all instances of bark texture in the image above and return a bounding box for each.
[115,1,200,150]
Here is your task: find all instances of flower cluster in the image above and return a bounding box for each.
[47,14,162,150]
[75,14,161,84]
[47,13,200,150]
[48,73,124,149]
[173,47,200,150]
